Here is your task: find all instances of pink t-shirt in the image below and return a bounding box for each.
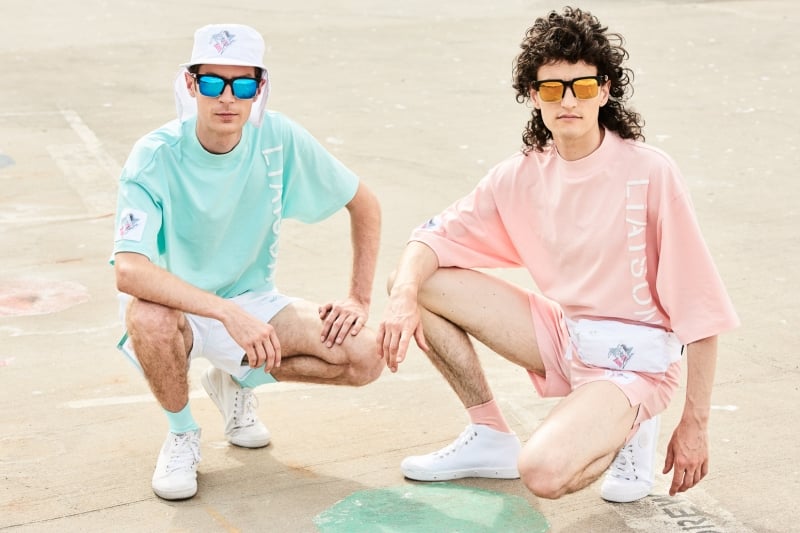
[411,131,739,345]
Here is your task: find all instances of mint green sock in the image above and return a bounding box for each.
[164,402,199,434]
[234,366,278,388]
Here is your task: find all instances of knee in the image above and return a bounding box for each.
[518,453,570,500]
[340,335,383,386]
[345,353,383,386]
[126,299,183,343]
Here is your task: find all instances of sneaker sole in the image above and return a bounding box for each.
[152,484,197,501]
[600,484,653,503]
[402,466,520,481]
[230,433,271,449]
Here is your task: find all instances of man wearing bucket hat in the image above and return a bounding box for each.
[112,23,382,500]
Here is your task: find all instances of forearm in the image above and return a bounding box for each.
[388,241,440,300]
[681,335,719,427]
[347,183,381,306]
[114,252,232,322]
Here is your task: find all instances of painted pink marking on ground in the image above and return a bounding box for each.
[0,279,90,317]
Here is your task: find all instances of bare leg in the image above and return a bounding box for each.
[269,300,383,386]
[126,298,193,412]
[518,380,638,499]
[126,298,202,501]
[395,268,539,481]
[417,307,494,407]
[411,268,638,498]
[414,267,545,407]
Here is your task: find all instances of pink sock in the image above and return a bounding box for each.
[467,399,512,433]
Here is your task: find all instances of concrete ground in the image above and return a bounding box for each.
[1,0,798,531]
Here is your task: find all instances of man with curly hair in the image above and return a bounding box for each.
[378,7,738,503]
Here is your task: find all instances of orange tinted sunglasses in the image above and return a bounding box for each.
[532,75,607,102]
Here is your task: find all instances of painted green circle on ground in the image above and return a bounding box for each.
[314,482,549,532]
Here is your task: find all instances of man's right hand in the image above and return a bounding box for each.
[221,303,282,372]
[376,242,440,372]
[376,290,429,373]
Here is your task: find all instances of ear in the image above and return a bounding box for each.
[529,87,541,109]
[599,79,611,107]
[184,71,196,98]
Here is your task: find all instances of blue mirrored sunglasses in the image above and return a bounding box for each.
[192,74,260,100]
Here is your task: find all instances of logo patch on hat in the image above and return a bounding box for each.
[210,30,236,55]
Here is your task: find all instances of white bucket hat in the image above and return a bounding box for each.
[174,24,271,126]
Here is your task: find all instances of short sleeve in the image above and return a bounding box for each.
[655,189,739,343]
[411,174,523,269]
[112,176,163,262]
[278,117,359,223]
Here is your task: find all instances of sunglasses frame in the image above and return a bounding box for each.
[531,75,608,102]
[191,73,261,100]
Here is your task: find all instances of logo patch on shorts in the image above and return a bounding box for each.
[116,208,147,242]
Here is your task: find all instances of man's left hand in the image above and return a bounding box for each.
[663,418,710,496]
[319,298,368,347]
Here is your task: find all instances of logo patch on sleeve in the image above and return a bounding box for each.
[421,215,442,230]
[116,209,147,242]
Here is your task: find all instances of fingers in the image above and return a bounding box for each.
[663,448,675,475]
[668,459,708,496]
[669,470,683,496]
[263,332,282,371]
[244,331,281,371]
[322,313,359,347]
[377,326,413,373]
[670,469,697,496]
[318,303,333,320]
[320,305,335,343]
[413,324,429,352]
[349,315,365,336]
[320,304,365,347]
[663,423,710,496]
[376,322,388,359]
[378,324,395,371]
[395,332,410,366]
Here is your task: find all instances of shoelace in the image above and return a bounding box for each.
[165,433,201,474]
[435,427,478,458]
[609,443,638,481]
[232,388,259,429]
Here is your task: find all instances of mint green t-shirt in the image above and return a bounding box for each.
[113,111,359,298]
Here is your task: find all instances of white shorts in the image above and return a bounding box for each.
[117,290,296,380]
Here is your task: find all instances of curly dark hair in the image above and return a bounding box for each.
[512,6,644,153]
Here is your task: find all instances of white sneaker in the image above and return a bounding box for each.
[401,424,521,481]
[601,415,661,503]
[201,367,271,448]
[152,429,201,500]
